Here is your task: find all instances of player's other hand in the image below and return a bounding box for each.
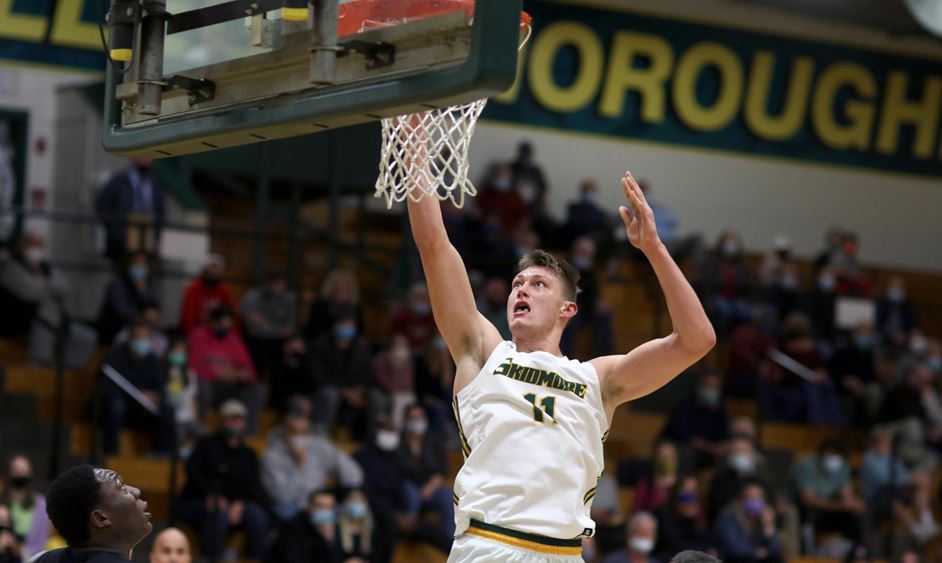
[618,170,662,254]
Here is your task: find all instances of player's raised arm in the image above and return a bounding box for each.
[403,125,501,372]
[592,171,716,415]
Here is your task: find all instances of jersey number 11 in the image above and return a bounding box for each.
[524,393,556,424]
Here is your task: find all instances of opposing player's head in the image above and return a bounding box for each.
[508,250,580,339]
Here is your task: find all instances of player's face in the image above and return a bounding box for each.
[507,267,571,334]
[94,470,153,544]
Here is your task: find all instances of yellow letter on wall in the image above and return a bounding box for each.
[598,31,674,122]
[672,42,744,132]
[528,21,604,113]
[0,0,47,42]
[875,71,941,159]
[51,0,103,50]
[811,62,877,151]
[744,52,814,141]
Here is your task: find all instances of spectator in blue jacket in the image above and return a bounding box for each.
[714,481,782,563]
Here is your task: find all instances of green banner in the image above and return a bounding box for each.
[485,1,942,178]
[0,0,105,73]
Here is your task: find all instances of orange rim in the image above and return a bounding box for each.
[338,0,530,38]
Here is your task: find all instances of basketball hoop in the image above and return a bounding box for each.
[340,1,532,208]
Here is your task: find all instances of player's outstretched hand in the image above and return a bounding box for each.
[618,170,662,254]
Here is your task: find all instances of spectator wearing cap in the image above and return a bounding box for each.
[187,304,264,432]
[661,369,729,469]
[261,397,363,520]
[178,254,235,334]
[176,399,269,562]
[99,320,174,455]
[2,455,50,559]
[241,271,297,378]
[96,251,158,345]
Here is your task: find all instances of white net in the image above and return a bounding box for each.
[375,98,487,209]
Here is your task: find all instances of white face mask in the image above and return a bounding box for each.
[822,454,843,473]
[629,537,654,554]
[406,418,428,436]
[375,430,400,451]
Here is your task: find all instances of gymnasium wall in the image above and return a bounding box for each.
[471,0,942,273]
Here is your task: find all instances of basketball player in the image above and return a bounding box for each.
[407,166,715,562]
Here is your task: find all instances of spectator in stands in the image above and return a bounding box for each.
[389,283,436,351]
[305,269,363,342]
[831,232,870,296]
[188,304,264,432]
[829,321,881,424]
[726,304,776,397]
[311,311,373,438]
[476,277,510,339]
[148,527,191,563]
[112,302,168,358]
[96,251,158,344]
[633,441,680,514]
[338,489,373,561]
[789,439,865,548]
[760,312,842,425]
[561,237,615,359]
[0,504,22,563]
[177,399,269,562]
[372,333,417,430]
[398,404,453,552]
[669,551,721,563]
[638,180,701,266]
[602,511,659,563]
[163,333,201,444]
[354,418,408,563]
[757,237,802,319]
[877,275,917,350]
[813,227,844,274]
[890,471,939,550]
[810,266,839,342]
[876,362,942,468]
[655,475,716,559]
[3,456,49,559]
[661,368,729,469]
[860,427,909,508]
[564,179,613,249]
[465,214,518,281]
[714,481,782,563]
[416,336,453,429]
[269,333,314,412]
[96,158,165,263]
[99,320,173,455]
[265,489,343,563]
[729,416,759,445]
[241,271,297,378]
[178,254,235,334]
[510,141,548,217]
[703,230,751,335]
[477,162,529,234]
[37,465,153,563]
[707,437,769,522]
[261,398,363,519]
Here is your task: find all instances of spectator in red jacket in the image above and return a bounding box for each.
[389,283,436,351]
[188,304,263,432]
[179,254,236,334]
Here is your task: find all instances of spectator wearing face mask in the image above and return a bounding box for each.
[354,419,408,563]
[633,441,680,514]
[178,254,235,334]
[829,322,881,425]
[726,304,776,398]
[1,456,49,559]
[602,511,659,563]
[306,269,364,342]
[561,237,615,360]
[714,482,781,563]
[310,312,373,438]
[241,271,297,378]
[707,438,769,522]
[372,333,417,431]
[0,504,22,563]
[187,304,263,432]
[397,404,453,552]
[163,334,201,444]
[758,238,801,319]
[176,400,269,562]
[265,489,344,563]
[810,266,839,342]
[99,320,174,455]
[97,251,158,345]
[337,489,373,561]
[564,179,613,252]
[476,277,510,340]
[389,283,437,351]
[148,527,191,563]
[703,230,752,335]
[661,369,729,469]
[477,162,528,234]
[269,333,314,412]
[261,399,363,519]
[655,475,716,559]
[510,141,549,219]
[788,440,865,548]
[876,275,917,350]
[112,302,169,358]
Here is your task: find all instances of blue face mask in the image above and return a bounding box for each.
[129,265,149,281]
[310,509,335,526]
[168,350,187,366]
[131,338,152,357]
[334,324,357,341]
[854,334,874,350]
[345,501,368,519]
[928,356,942,373]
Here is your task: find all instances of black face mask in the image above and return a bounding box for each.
[9,476,29,489]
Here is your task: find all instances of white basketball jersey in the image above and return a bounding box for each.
[452,340,609,540]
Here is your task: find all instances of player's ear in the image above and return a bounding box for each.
[560,301,578,319]
[90,507,111,530]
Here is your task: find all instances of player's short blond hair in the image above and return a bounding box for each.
[516,250,581,302]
